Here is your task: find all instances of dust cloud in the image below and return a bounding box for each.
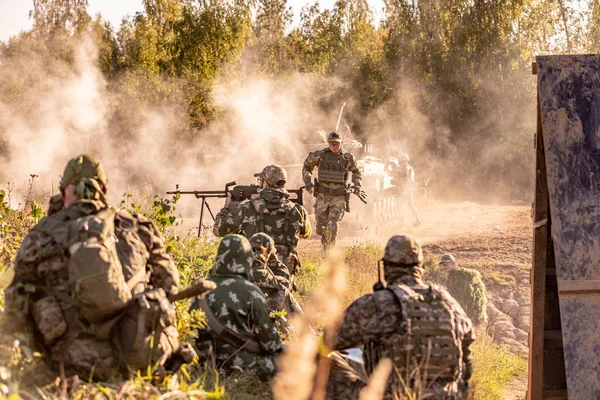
[0,31,535,224]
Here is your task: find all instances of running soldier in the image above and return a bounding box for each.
[213,165,311,275]
[302,131,362,249]
[325,234,475,399]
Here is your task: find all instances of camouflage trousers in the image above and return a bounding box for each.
[314,194,346,248]
[202,339,277,381]
[50,335,120,381]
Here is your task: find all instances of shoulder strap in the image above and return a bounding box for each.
[197,298,263,354]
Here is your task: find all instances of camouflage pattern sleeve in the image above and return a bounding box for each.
[213,204,247,237]
[302,149,324,187]
[296,204,311,238]
[347,153,363,187]
[438,289,476,380]
[250,286,282,353]
[137,216,180,295]
[5,230,64,331]
[332,291,399,350]
[267,255,291,283]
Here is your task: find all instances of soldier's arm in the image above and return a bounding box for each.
[250,289,282,353]
[348,154,363,187]
[461,321,476,382]
[5,231,63,332]
[297,205,311,239]
[213,203,246,237]
[302,151,322,187]
[267,255,291,284]
[331,292,398,350]
[137,217,179,295]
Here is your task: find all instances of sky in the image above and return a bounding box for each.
[0,0,385,42]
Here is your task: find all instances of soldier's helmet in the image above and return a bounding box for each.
[249,232,275,258]
[328,131,343,143]
[382,234,423,266]
[213,234,254,277]
[60,154,107,191]
[254,165,287,188]
[439,254,456,265]
[399,153,410,163]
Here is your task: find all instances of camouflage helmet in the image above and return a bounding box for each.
[60,154,107,191]
[382,234,423,266]
[254,165,287,188]
[399,153,410,163]
[249,232,275,257]
[328,131,342,143]
[213,234,255,277]
[439,254,456,265]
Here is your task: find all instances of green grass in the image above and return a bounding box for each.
[0,192,528,399]
[469,332,527,400]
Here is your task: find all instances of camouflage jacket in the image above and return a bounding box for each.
[302,148,362,189]
[213,188,311,254]
[249,253,300,315]
[4,201,179,379]
[332,274,475,398]
[195,236,281,378]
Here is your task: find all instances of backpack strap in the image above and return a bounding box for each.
[196,298,263,354]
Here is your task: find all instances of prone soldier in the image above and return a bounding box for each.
[302,131,362,249]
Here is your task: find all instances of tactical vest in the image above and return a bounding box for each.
[387,284,463,383]
[317,150,350,184]
[252,198,298,249]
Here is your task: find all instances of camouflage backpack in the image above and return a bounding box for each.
[67,207,136,323]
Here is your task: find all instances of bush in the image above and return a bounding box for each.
[446,267,488,323]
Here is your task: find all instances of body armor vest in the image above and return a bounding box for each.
[387,284,463,383]
[318,150,349,184]
[252,198,297,248]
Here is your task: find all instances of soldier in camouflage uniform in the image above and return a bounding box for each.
[192,234,281,380]
[326,234,475,399]
[248,233,302,319]
[213,165,311,275]
[389,153,421,226]
[4,154,182,382]
[302,131,362,249]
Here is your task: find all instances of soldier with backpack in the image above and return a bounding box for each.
[324,234,475,399]
[4,154,199,383]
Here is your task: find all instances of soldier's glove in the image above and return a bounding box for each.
[351,185,361,194]
[305,181,313,192]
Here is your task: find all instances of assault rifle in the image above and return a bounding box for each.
[167,181,305,237]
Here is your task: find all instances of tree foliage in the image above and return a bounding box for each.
[0,0,596,198]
